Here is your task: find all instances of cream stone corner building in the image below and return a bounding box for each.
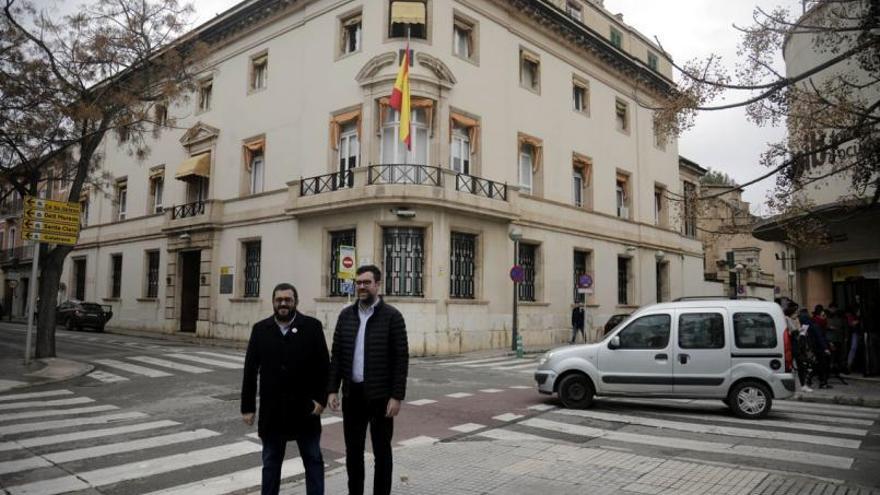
[60,0,708,355]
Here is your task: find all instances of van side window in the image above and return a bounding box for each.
[617,314,670,349]
[678,313,725,349]
[733,313,777,349]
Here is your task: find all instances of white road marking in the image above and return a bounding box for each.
[143,459,305,495]
[398,436,438,447]
[0,420,179,452]
[555,408,862,449]
[0,412,148,435]
[509,385,532,389]
[0,405,118,423]
[44,429,220,464]
[477,428,547,442]
[93,359,172,378]
[192,351,245,363]
[0,457,51,475]
[450,423,485,433]
[445,392,473,398]
[87,371,129,383]
[658,411,868,437]
[479,389,504,394]
[407,399,437,406]
[527,404,556,412]
[780,412,875,426]
[491,362,539,370]
[435,356,518,366]
[0,397,94,411]
[493,413,524,422]
[464,358,533,368]
[128,356,211,374]
[0,390,72,402]
[6,441,262,495]
[166,353,243,369]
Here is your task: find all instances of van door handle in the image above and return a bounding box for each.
[679,354,690,365]
[654,353,668,360]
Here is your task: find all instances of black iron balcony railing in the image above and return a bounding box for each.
[0,245,35,263]
[300,170,354,196]
[171,200,206,219]
[368,164,442,186]
[455,174,507,201]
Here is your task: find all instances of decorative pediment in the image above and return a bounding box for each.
[416,53,457,86]
[179,122,220,147]
[355,52,398,84]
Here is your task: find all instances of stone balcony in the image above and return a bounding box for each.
[161,199,225,235]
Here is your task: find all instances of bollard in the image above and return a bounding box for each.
[516,334,524,358]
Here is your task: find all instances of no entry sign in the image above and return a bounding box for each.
[338,245,356,280]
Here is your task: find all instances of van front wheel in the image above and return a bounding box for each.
[728,381,772,419]
[558,374,594,409]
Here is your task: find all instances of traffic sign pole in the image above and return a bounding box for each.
[24,241,40,365]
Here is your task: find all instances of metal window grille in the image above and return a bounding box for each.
[383,227,424,297]
[147,251,160,298]
[518,243,536,302]
[618,257,629,305]
[573,251,588,304]
[74,259,86,300]
[450,232,476,299]
[684,182,697,238]
[329,229,357,296]
[244,241,261,297]
[111,255,122,298]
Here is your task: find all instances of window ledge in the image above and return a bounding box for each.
[247,87,267,96]
[230,297,261,303]
[616,305,639,310]
[453,53,479,67]
[445,299,489,305]
[136,297,158,303]
[336,50,362,62]
[315,297,355,303]
[102,297,120,302]
[519,301,550,307]
[383,297,438,304]
[519,84,541,95]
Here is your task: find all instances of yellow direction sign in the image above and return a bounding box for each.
[22,231,78,246]
[24,196,80,215]
[24,208,80,226]
[22,219,80,236]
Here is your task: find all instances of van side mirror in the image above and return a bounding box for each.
[608,335,620,350]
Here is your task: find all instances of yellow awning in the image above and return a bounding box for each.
[175,153,211,180]
[391,1,425,24]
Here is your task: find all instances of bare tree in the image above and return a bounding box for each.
[0,0,206,358]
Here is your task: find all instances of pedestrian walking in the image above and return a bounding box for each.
[799,309,832,389]
[845,305,863,374]
[327,265,409,495]
[241,283,329,495]
[825,303,848,384]
[570,305,585,344]
[785,303,812,392]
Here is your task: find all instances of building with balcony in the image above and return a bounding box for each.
[60,0,707,353]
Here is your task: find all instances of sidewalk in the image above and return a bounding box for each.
[0,356,92,393]
[277,439,880,495]
[793,374,880,407]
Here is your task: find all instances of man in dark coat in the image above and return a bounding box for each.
[570,305,585,344]
[241,283,329,495]
[327,265,409,495]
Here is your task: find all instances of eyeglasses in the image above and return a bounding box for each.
[274,297,295,304]
[355,280,374,286]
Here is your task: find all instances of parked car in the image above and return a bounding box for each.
[535,297,795,419]
[56,300,113,332]
[603,313,630,336]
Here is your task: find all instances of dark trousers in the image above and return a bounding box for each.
[343,382,394,495]
[570,326,585,344]
[261,429,324,495]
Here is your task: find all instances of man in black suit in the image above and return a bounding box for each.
[241,283,329,495]
[328,265,409,495]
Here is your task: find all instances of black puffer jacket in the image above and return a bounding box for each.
[328,299,409,401]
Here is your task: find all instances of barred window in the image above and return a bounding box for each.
[383,227,424,297]
[146,251,160,299]
[450,232,476,299]
[329,229,357,296]
[518,243,536,302]
[111,254,123,298]
[618,257,630,305]
[244,241,261,297]
[573,250,590,304]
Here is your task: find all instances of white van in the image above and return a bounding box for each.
[535,298,795,418]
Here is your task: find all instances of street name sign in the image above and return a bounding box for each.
[20,196,81,246]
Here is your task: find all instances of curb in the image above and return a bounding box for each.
[0,358,94,393]
[792,394,880,408]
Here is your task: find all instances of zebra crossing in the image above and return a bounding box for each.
[85,351,245,383]
[421,355,540,374]
[0,388,305,495]
[474,397,879,474]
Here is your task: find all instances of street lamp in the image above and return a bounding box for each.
[509,227,523,352]
[733,263,746,299]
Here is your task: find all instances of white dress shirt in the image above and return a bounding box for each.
[352,299,379,383]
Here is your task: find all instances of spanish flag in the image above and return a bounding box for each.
[389,45,411,150]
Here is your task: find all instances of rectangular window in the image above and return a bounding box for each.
[679,313,725,349]
[150,176,164,214]
[518,243,536,302]
[450,232,476,299]
[572,169,584,208]
[648,52,659,71]
[198,78,212,112]
[450,123,471,175]
[519,50,540,92]
[654,121,666,149]
[338,122,359,187]
[683,181,697,238]
[111,254,123,299]
[381,107,429,166]
[573,155,591,209]
[329,229,357,296]
[573,250,591,304]
[383,227,424,297]
[250,54,268,91]
[117,126,129,143]
[654,187,664,225]
[573,82,587,113]
[115,182,127,221]
[249,148,265,194]
[656,261,668,303]
[80,196,89,227]
[155,103,167,128]
[610,27,622,48]
[733,313,778,349]
[243,241,261,297]
[615,98,629,133]
[453,17,475,61]
[389,0,427,39]
[341,13,362,55]
[565,1,583,22]
[146,250,160,299]
[73,258,86,301]
[617,256,630,305]
[618,315,670,349]
[616,176,629,219]
[518,144,534,194]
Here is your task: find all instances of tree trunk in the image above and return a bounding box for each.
[34,244,73,358]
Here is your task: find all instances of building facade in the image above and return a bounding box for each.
[59,0,705,354]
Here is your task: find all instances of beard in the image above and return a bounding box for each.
[274,306,293,323]
[358,291,376,306]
